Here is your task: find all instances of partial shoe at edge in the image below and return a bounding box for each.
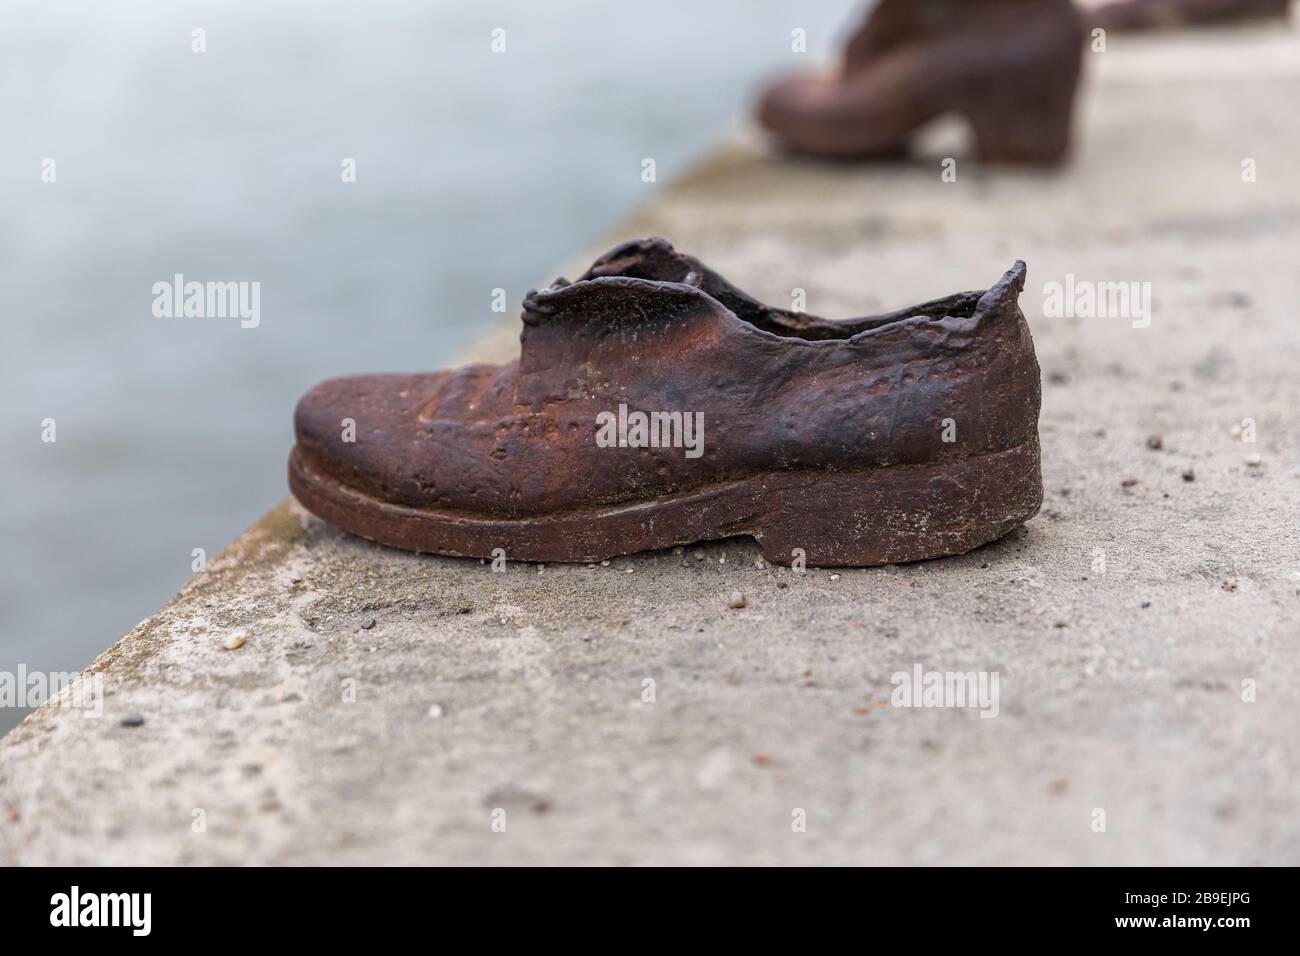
[1089,0,1292,30]
[757,0,1084,163]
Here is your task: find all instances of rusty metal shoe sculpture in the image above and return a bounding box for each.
[289,238,1043,567]
[757,0,1084,163]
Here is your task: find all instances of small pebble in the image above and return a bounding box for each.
[1145,434,1163,450]
[1120,478,1138,488]
[1140,601,1151,609]
[830,573,841,581]
[120,714,145,728]
[1182,469,1195,482]
[776,580,787,589]
[728,591,746,609]
[427,704,444,719]
[224,628,248,650]
[1230,424,1243,439]
[694,552,705,561]
[361,618,376,630]
[1246,453,1262,467]
[601,560,610,567]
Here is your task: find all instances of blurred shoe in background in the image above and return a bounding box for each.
[757,0,1084,163]
[1089,0,1291,31]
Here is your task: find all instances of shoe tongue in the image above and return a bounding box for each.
[579,237,705,288]
[515,274,728,411]
[519,238,716,334]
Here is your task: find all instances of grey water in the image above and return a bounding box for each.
[0,0,862,732]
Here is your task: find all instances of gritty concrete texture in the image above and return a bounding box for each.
[3,22,1299,865]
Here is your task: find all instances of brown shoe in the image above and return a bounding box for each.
[757,0,1084,163]
[1089,0,1290,31]
[289,238,1043,567]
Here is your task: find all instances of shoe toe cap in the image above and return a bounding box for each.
[757,71,840,132]
[293,372,444,504]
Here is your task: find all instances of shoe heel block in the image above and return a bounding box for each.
[960,14,1084,164]
[752,434,1043,567]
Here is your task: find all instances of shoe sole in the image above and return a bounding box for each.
[289,436,1041,567]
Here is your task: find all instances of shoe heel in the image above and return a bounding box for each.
[754,437,1043,567]
[965,83,1077,164]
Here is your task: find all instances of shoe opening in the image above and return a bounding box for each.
[574,238,1002,342]
[709,286,985,341]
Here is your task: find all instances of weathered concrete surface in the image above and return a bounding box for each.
[3,23,1299,865]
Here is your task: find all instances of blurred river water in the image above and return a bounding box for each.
[0,0,862,731]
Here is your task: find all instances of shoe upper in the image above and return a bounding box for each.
[293,238,1041,519]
